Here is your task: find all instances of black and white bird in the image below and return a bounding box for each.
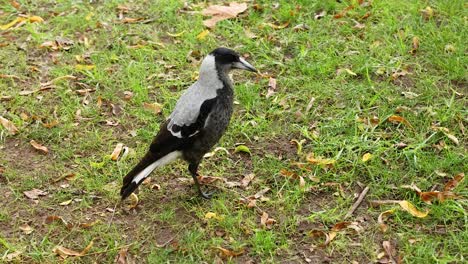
[120,47,257,200]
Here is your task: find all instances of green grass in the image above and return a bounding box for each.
[0,0,466,263]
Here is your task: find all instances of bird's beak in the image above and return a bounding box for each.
[233,57,257,72]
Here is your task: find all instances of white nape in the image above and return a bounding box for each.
[132,151,182,184]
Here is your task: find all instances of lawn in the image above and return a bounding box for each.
[0,0,466,263]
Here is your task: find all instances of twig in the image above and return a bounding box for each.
[368,200,402,207]
[344,186,369,219]
[105,201,119,231]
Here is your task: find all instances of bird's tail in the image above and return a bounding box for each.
[120,150,181,200]
[120,151,158,200]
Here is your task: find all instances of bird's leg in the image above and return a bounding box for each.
[188,163,214,199]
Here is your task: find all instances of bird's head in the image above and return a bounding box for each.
[199,47,257,77]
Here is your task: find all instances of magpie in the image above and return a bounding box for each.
[120,47,257,200]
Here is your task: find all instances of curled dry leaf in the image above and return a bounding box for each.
[204,146,230,158]
[143,102,162,114]
[111,104,123,116]
[260,212,276,229]
[24,188,47,199]
[378,209,395,232]
[398,200,428,218]
[214,246,245,258]
[0,116,19,135]
[241,173,255,188]
[53,240,94,259]
[128,193,139,209]
[444,173,464,191]
[314,10,326,20]
[114,247,136,264]
[45,215,69,227]
[202,2,248,28]
[111,143,124,161]
[197,175,224,184]
[410,36,419,54]
[306,153,336,168]
[19,224,34,234]
[333,5,354,19]
[266,77,277,98]
[265,21,290,29]
[30,140,49,154]
[420,6,434,20]
[387,115,413,129]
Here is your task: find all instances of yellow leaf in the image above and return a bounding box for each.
[59,199,73,206]
[204,212,224,220]
[398,200,429,218]
[110,143,124,161]
[196,30,210,40]
[166,31,185,37]
[75,64,95,71]
[143,102,162,114]
[362,153,372,162]
[28,16,44,23]
[306,153,336,167]
[0,17,26,30]
[377,209,395,232]
[214,246,245,258]
[85,12,94,21]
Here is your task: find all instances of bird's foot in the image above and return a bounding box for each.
[199,189,215,199]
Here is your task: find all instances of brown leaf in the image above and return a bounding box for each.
[197,175,224,184]
[214,246,245,258]
[128,193,139,209]
[444,173,464,191]
[110,143,124,161]
[201,2,248,28]
[24,188,47,199]
[53,240,93,259]
[111,104,123,116]
[241,173,255,188]
[42,120,59,128]
[387,115,413,129]
[0,116,19,134]
[79,220,100,229]
[45,215,68,226]
[378,209,395,232]
[114,247,136,264]
[266,77,276,98]
[260,212,276,229]
[121,17,144,23]
[10,0,21,9]
[333,5,354,19]
[143,102,162,115]
[30,140,49,154]
[382,241,397,264]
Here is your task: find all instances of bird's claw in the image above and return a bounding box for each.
[199,189,215,199]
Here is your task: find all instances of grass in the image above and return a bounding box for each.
[0,0,466,263]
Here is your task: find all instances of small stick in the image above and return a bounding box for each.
[368,200,402,207]
[344,186,370,219]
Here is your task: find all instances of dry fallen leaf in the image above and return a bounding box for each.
[241,173,255,188]
[214,246,245,258]
[398,200,429,218]
[0,116,19,135]
[143,102,162,114]
[201,2,248,28]
[30,140,49,154]
[381,241,397,264]
[306,153,336,168]
[53,240,93,259]
[266,77,277,98]
[24,188,47,199]
[19,224,34,234]
[333,5,354,19]
[114,247,136,264]
[387,115,413,129]
[75,64,95,71]
[378,209,395,232]
[444,173,464,192]
[110,143,124,161]
[421,6,434,20]
[260,212,276,229]
[205,212,224,221]
[265,21,290,29]
[410,36,420,54]
[45,215,69,227]
[59,199,73,206]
